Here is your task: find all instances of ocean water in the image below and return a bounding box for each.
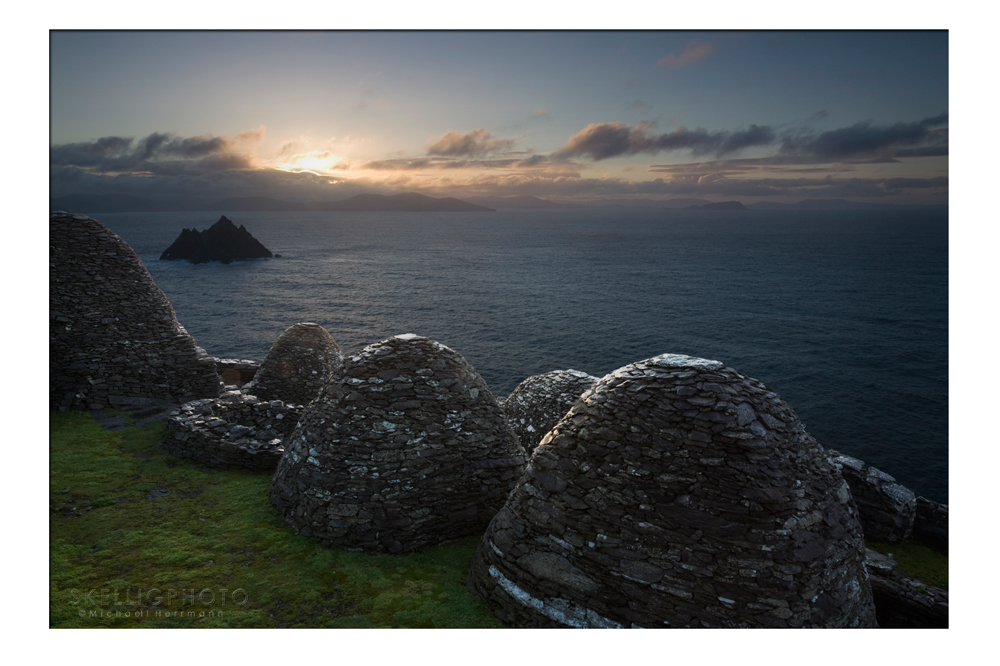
[90,208,948,503]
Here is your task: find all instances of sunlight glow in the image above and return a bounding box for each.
[268,150,348,176]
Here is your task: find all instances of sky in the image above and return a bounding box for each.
[49,30,949,205]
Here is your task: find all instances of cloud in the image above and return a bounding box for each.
[50,162,372,205]
[50,128,266,174]
[657,41,713,70]
[556,114,947,163]
[781,113,947,160]
[555,121,776,160]
[625,100,653,113]
[807,109,831,124]
[529,108,549,121]
[647,155,861,177]
[50,156,948,207]
[718,124,777,155]
[357,154,558,172]
[426,129,516,157]
[50,117,947,207]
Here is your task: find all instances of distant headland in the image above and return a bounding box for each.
[49,191,947,214]
[49,192,494,214]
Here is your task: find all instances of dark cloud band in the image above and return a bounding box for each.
[555,122,776,161]
[426,129,516,157]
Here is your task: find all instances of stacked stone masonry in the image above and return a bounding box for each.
[50,211,221,410]
[468,353,877,628]
[162,389,305,470]
[269,334,528,554]
[504,370,599,452]
[246,323,343,406]
[826,450,917,543]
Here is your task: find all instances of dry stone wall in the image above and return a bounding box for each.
[269,334,528,554]
[246,323,343,406]
[826,450,916,543]
[504,370,599,452]
[162,389,304,470]
[50,211,221,410]
[468,353,877,628]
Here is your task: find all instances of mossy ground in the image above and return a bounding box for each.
[49,411,503,628]
[866,539,948,590]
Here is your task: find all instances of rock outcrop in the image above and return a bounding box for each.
[913,496,948,552]
[468,353,877,628]
[50,211,222,411]
[159,215,272,264]
[162,389,304,470]
[826,450,916,543]
[503,370,599,452]
[245,323,343,406]
[268,334,528,554]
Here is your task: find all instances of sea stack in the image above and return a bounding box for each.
[50,211,222,410]
[160,215,272,263]
[245,323,343,406]
[268,334,528,554]
[467,353,877,628]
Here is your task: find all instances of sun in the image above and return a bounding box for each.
[270,151,347,176]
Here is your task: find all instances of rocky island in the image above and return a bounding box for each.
[160,215,273,264]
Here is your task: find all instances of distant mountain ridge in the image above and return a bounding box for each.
[746,199,934,211]
[466,196,585,210]
[50,192,493,213]
[685,201,748,210]
[309,192,493,212]
[50,192,946,214]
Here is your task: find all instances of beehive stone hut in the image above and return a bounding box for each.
[468,353,877,628]
[269,334,528,554]
[246,323,343,405]
[161,389,306,471]
[50,211,221,411]
[504,370,599,452]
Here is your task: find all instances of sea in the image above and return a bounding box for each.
[90,207,948,504]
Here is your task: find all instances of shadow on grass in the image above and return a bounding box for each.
[49,411,503,628]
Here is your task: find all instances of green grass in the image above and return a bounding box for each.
[49,411,504,628]
[866,539,948,590]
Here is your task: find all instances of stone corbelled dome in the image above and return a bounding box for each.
[246,322,343,405]
[269,334,528,554]
[468,353,877,628]
[504,369,599,452]
[50,211,221,410]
